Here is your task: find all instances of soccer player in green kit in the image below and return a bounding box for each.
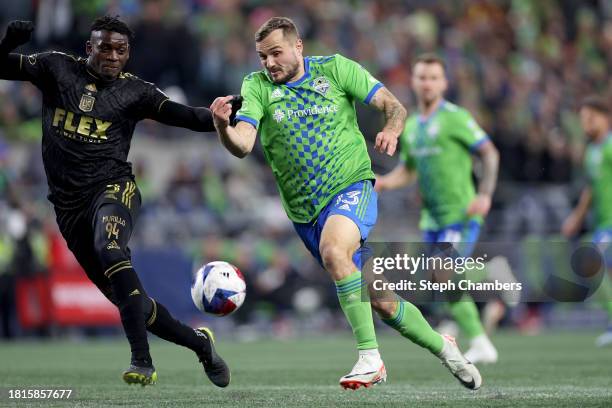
[562,96,612,347]
[376,54,500,364]
[211,18,481,390]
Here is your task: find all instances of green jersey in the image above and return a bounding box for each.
[399,101,488,230]
[236,54,381,223]
[584,132,612,230]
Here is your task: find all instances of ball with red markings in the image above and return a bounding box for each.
[191,261,246,316]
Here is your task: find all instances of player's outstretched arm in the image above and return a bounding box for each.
[152,100,216,132]
[148,95,241,133]
[0,20,34,80]
[375,164,415,192]
[562,187,592,238]
[467,140,499,217]
[210,96,256,158]
[368,87,408,156]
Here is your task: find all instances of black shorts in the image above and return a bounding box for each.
[54,178,142,304]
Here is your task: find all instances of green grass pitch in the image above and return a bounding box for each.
[1,331,610,407]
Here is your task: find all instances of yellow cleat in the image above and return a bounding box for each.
[122,365,157,387]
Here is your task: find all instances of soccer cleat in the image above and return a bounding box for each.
[196,327,231,387]
[339,352,387,390]
[438,334,482,390]
[464,334,499,364]
[595,328,612,347]
[122,363,157,386]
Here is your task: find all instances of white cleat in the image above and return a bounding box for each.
[339,350,387,390]
[464,334,499,364]
[438,334,482,390]
[595,329,612,347]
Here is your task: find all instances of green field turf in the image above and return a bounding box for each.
[0,331,610,407]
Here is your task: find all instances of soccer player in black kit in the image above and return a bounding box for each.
[0,17,234,387]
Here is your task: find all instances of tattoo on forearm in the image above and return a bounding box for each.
[372,88,407,134]
[384,101,405,133]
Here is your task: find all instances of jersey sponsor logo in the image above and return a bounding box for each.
[52,107,112,142]
[271,88,283,99]
[312,76,330,95]
[273,108,285,123]
[275,104,339,122]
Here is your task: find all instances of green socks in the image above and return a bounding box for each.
[382,300,444,354]
[448,297,485,339]
[335,271,378,350]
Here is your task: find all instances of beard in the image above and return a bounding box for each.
[420,93,441,107]
[269,59,301,84]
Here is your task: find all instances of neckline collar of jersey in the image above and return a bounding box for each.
[285,57,310,87]
[418,98,445,124]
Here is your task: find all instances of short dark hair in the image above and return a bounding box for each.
[580,95,610,115]
[90,15,134,42]
[414,53,447,73]
[255,17,299,42]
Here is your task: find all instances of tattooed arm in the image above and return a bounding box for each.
[368,87,408,156]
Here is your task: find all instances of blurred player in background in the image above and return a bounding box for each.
[376,54,500,364]
[0,17,232,386]
[562,96,612,347]
[211,17,481,390]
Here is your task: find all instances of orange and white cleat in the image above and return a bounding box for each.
[339,350,387,390]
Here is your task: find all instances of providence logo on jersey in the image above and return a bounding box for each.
[272,104,339,123]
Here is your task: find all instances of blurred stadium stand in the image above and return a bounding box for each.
[0,0,611,338]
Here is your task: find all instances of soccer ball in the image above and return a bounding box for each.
[191,261,246,316]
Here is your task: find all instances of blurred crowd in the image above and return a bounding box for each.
[0,0,611,336]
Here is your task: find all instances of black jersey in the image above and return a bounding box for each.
[16,51,168,210]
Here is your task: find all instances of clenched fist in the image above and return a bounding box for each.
[2,20,34,49]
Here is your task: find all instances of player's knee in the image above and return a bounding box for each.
[142,296,155,325]
[93,204,133,267]
[320,242,351,273]
[93,239,130,276]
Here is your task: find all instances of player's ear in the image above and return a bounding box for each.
[295,38,303,57]
[86,40,92,56]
